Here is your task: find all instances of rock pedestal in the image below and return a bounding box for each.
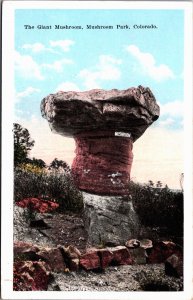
[72,131,133,196]
[83,193,140,246]
[41,86,160,246]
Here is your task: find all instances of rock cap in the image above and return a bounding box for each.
[41,85,160,141]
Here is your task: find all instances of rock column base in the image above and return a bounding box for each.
[82,192,141,247]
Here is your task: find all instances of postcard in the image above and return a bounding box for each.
[1,1,193,299]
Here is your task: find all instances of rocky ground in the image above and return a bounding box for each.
[14,206,183,292]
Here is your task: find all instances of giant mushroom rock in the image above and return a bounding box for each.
[41,85,160,246]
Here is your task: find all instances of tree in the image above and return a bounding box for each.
[13,123,35,166]
[26,157,46,168]
[49,158,70,173]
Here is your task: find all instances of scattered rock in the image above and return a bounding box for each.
[13,260,51,291]
[80,252,101,270]
[98,248,114,269]
[129,248,147,264]
[165,254,183,277]
[140,239,153,250]
[110,246,133,265]
[125,239,140,248]
[14,241,40,259]
[37,247,66,273]
[147,241,183,264]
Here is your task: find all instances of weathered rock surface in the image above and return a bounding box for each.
[83,192,141,245]
[147,241,183,264]
[41,85,159,142]
[165,254,183,277]
[72,133,133,195]
[13,260,51,291]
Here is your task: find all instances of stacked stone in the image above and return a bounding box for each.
[41,85,160,246]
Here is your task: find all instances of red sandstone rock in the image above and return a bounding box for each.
[80,252,100,270]
[165,254,183,277]
[14,241,40,258]
[110,246,133,265]
[147,241,183,264]
[13,261,51,291]
[98,248,114,269]
[72,133,133,195]
[37,247,66,273]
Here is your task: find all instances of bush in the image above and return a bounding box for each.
[129,181,183,237]
[14,167,83,213]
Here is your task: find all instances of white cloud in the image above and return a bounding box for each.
[79,55,122,89]
[160,100,184,118]
[22,42,58,54]
[22,43,46,53]
[42,58,73,72]
[49,40,75,52]
[56,82,80,92]
[16,87,41,100]
[158,118,175,127]
[15,51,44,80]
[126,45,175,82]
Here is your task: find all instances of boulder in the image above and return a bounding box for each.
[14,241,40,259]
[98,248,114,269]
[165,254,183,277]
[80,252,100,270]
[147,241,183,264]
[83,192,141,246]
[37,247,66,273]
[41,85,159,142]
[129,248,147,264]
[13,261,51,291]
[110,246,133,265]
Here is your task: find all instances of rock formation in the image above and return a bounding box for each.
[41,85,160,245]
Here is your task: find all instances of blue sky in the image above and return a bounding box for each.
[14,9,184,187]
[15,9,184,129]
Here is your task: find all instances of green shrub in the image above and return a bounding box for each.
[129,181,183,237]
[14,167,83,213]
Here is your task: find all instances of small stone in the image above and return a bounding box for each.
[125,239,140,248]
[140,239,153,249]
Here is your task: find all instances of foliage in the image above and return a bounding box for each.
[26,157,46,168]
[49,158,70,173]
[14,167,83,212]
[129,181,183,236]
[19,163,46,175]
[13,123,35,166]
